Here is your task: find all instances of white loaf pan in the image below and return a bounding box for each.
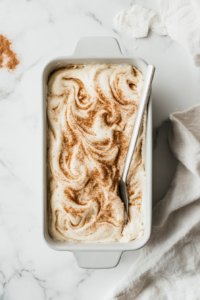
[42,37,152,269]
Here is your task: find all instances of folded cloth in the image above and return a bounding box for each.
[158,0,200,66]
[114,5,167,38]
[105,104,200,300]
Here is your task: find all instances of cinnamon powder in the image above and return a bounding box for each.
[0,34,19,70]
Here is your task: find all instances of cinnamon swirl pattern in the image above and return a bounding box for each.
[47,64,146,242]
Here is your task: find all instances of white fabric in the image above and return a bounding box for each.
[114,1,200,66]
[114,5,167,38]
[158,0,200,66]
[106,104,200,300]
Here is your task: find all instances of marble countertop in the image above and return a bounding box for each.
[0,0,200,299]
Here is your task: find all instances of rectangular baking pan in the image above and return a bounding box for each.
[42,37,152,268]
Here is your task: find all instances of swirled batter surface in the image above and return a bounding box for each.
[47,64,146,242]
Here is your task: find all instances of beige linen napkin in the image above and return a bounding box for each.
[106,104,200,300]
